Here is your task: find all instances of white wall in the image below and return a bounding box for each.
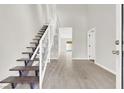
[47,4,59,59]
[56,4,88,59]
[59,27,72,38]
[0,5,46,81]
[46,4,57,23]
[87,5,116,73]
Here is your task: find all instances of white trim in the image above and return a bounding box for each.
[72,58,89,60]
[50,58,58,60]
[87,27,96,60]
[95,62,116,75]
[116,4,122,89]
[88,27,96,33]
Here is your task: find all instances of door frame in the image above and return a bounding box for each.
[58,27,72,56]
[121,4,124,89]
[116,4,123,89]
[87,28,96,61]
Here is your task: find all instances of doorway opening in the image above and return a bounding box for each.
[66,41,72,52]
[58,27,72,59]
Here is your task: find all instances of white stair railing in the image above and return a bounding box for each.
[39,17,58,88]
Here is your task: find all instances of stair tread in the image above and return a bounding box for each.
[40,26,48,30]
[37,33,44,35]
[16,58,32,61]
[30,42,38,44]
[26,47,36,49]
[35,36,41,38]
[43,24,48,26]
[10,66,39,71]
[38,31,44,33]
[36,34,42,36]
[0,76,39,83]
[41,26,48,29]
[39,30,45,32]
[33,39,40,40]
[16,58,39,61]
[30,42,38,43]
[22,52,33,54]
[40,28,46,30]
[36,35,42,37]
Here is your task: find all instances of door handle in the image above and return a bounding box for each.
[112,50,119,55]
[115,40,119,45]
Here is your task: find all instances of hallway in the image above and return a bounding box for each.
[0,4,121,89]
[42,52,116,89]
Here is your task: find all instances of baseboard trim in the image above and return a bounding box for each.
[72,58,89,60]
[95,62,116,75]
[50,58,58,60]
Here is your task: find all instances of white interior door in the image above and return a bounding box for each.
[88,28,96,61]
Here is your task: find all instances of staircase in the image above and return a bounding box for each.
[0,16,58,89]
[0,25,48,89]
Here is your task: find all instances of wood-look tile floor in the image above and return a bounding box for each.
[42,52,116,89]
